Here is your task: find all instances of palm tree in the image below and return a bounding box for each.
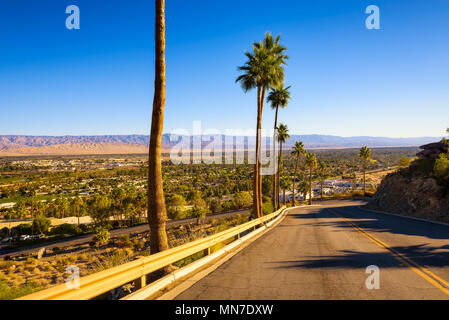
[267,84,291,209]
[73,196,84,226]
[298,179,309,203]
[148,0,169,254]
[236,32,288,218]
[291,141,306,206]
[359,146,372,196]
[316,161,327,199]
[279,174,291,206]
[304,153,317,205]
[276,123,290,209]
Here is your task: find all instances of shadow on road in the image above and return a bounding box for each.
[288,205,449,241]
[270,243,449,270]
[271,204,449,270]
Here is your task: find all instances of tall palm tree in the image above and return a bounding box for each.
[236,32,288,218]
[276,123,290,209]
[316,161,327,199]
[291,141,306,206]
[148,0,169,254]
[267,84,291,209]
[304,152,317,205]
[359,146,372,196]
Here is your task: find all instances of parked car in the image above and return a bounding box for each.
[19,235,31,241]
[1,237,11,244]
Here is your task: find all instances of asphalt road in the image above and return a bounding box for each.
[175,200,449,299]
[0,209,250,258]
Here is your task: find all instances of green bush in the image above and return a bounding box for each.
[166,194,187,220]
[52,246,62,253]
[232,191,252,210]
[94,227,110,245]
[33,214,51,234]
[434,153,449,189]
[0,278,43,300]
[12,223,32,236]
[118,233,132,247]
[410,158,435,176]
[50,223,81,236]
[262,200,274,215]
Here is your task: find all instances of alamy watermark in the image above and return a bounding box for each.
[365,5,380,30]
[66,265,80,290]
[365,265,380,289]
[66,5,80,30]
[168,121,279,175]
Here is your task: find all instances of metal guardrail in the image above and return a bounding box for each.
[18,207,286,300]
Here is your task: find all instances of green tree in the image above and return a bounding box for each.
[190,192,209,224]
[32,214,51,235]
[94,226,110,245]
[209,198,222,213]
[359,146,372,196]
[236,32,288,219]
[166,194,187,220]
[316,161,328,199]
[434,153,449,189]
[233,191,253,209]
[398,156,411,168]
[267,84,291,209]
[298,179,309,203]
[291,141,306,206]
[304,153,317,205]
[72,196,85,226]
[279,174,292,206]
[90,195,112,228]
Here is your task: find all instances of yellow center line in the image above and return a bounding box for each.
[326,208,449,297]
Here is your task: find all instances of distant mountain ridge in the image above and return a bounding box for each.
[0,134,440,156]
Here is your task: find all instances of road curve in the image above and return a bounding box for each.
[174,200,449,300]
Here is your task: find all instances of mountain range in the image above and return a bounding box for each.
[0,134,440,156]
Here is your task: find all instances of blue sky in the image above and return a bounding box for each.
[0,0,448,138]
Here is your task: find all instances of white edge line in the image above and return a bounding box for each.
[358,206,449,228]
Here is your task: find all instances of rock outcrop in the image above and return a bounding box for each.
[416,141,448,160]
[367,172,449,222]
[367,141,449,222]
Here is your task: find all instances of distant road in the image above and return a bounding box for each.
[0,209,250,258]
[175,200,449,299]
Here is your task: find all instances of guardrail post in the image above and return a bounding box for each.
[140,275,146,288]
[203,247,210,256]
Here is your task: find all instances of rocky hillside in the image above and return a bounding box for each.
[367,141,449,222]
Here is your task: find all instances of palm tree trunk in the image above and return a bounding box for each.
[363,161,366,196]
[320,180,323,199]
[253,85,262,219]
[308,167,313,205]
[148,0,169,254]
[259,86,267,214]
[276,141,283,209]
[292,161,298,207]
[272,105,279,209]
